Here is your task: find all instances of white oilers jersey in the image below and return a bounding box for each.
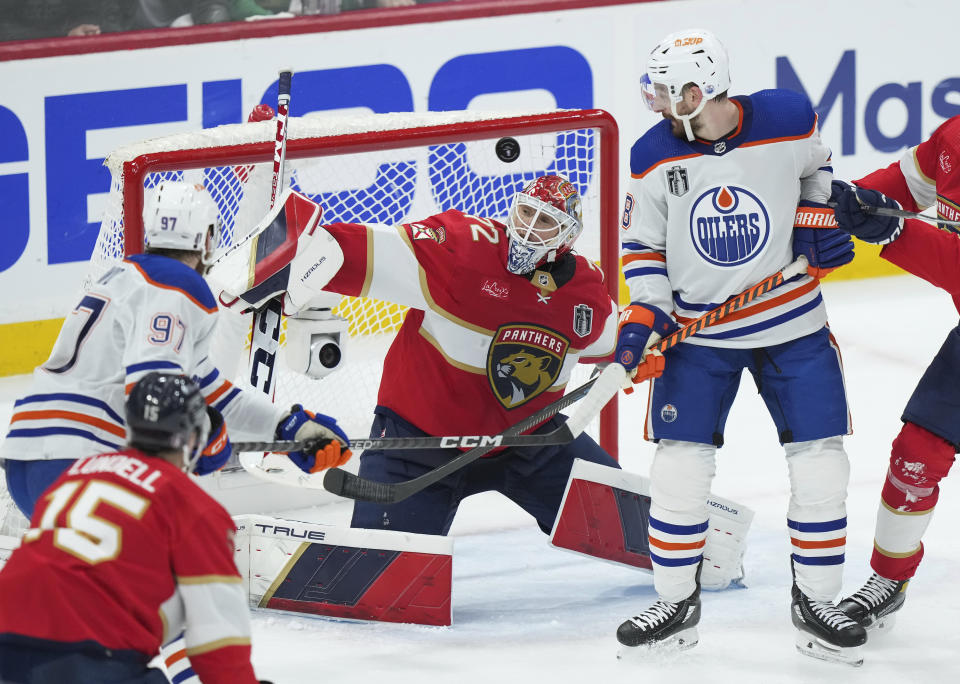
[1,254,284,462]
[621,89,833,348]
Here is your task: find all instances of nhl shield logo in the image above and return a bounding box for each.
[573,304,593,338]
[487,324,569,409]
[666,165,689,197]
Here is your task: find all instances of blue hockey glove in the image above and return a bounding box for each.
[830,180,904,245]
[792,200,855,278]
[276,406,352,473]
[615,304,676,371]
[194,407,231,476]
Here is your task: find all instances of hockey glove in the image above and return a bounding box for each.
[276,406,352,473]
[194,407,232,476]
[830,180,904,245]
[615,304,675,371]
[792,200,855,278]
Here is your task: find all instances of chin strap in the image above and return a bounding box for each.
[670,98,709,142]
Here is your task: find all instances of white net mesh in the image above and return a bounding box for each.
[88,110,614,443]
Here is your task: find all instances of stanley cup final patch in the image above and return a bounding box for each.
[487,324,569,409]
[666,165,689,197]
[573,304,593,338]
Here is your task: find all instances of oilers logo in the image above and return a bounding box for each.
[689,186,770,267]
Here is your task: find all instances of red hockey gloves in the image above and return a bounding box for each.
[276,406,352,473]
[792,200,855,278]
[194,407,232,476]
[830,180,904,245]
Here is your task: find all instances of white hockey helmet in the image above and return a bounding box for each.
[143,181,220,265]
[505,175,583,275]
[641,28,731,140]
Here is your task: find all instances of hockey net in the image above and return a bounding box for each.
[86,108,621,462]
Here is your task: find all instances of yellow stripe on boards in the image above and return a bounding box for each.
[0,318,62,376]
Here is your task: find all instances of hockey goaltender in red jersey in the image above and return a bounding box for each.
[0,373,267,684]
[214,174,664,534]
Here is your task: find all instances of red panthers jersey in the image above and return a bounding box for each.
[855,115,960,311]
[0,449,257,684]
[323,209,617,438]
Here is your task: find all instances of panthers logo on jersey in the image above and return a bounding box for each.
[487,324,569,409]
[688,185,770,266]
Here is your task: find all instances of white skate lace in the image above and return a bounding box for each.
[852,574,900,609]
[809,600,858,630]
[628,600,679,630]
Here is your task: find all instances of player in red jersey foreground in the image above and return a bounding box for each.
[0,373,270,684]
[832,115,960,633]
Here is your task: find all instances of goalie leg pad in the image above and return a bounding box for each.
[549,456,752,592]
[235,515,453,626]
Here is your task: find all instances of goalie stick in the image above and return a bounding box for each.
[246,69,293,397]
[312,254,812,504]
[827,200,960,229]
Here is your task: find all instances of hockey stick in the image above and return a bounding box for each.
[827,200,960,229]
[316,255,811,504]
[246,69,293,397]
[235,365,617,489]
[233,427,584,455]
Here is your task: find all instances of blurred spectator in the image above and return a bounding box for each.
[0,0,133,41]
[131,0,232,28]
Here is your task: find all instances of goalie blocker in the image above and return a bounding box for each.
[549,459,753,590]
[209,188,344,317]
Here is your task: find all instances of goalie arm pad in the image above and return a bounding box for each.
[207,188,344,315]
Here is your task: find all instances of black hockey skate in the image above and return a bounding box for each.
[616,586,701,655]
[838,573,908,631]
[791,583,867,667]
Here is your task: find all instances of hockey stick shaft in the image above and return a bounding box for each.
[322,256,808,504]
[232,428,577,454]
[827,200,960,229]
[247,69,293,397]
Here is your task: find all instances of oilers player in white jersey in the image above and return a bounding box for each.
[1,181,348,684]
[1,182,351,517]
[613,29,865,665]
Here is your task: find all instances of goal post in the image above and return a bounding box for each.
[92,108,621,457]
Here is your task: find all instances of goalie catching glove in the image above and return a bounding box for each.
[276,406,352,473]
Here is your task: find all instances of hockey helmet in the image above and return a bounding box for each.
[505,175,583,275]
[143,181,221,265]
[126,372,209,472]
[641,28,731,140]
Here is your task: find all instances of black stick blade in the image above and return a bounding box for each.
[323,468,398,504]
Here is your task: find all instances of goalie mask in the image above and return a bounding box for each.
[641,28,731,141]
[505,175,583,275]
[126,372,210,473]
[143,181,221,268]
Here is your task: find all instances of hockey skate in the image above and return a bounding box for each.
[838,573,908,632]
[791,583,867,667]
[616,587,701,657]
